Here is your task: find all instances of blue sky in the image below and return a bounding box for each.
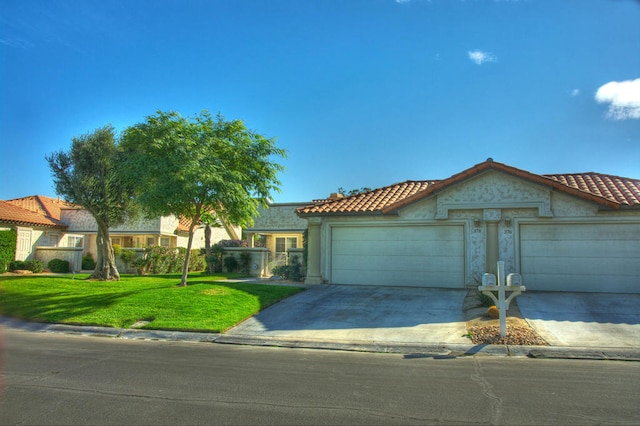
[1,0,639,203]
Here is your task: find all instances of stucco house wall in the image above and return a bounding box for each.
[245,202,309,266]
[298,160,640,293]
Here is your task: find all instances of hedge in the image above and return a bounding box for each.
[0,229,17,273]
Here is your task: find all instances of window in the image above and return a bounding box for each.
[160,237,170,247]
[47,233,60,246]
[67,235,83,248]
[275,237,297,253]
[147,237,155,247]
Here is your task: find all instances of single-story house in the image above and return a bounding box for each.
[1,195,241,271]
[297,159,640,293]
[244,201,309,266]
[59,207,240,256]
[0,196,72,261]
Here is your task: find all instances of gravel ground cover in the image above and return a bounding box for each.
[463,290,548,346]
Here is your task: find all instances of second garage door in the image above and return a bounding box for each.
[331,225,465,288]
[520,223,640,293]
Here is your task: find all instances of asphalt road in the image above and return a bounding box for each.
[1,329,639,425]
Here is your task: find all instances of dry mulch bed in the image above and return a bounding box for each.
[466,324,548,345]
[463,290,548,346]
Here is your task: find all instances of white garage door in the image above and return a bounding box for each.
[520,223,640,293]
[331,225,464,288]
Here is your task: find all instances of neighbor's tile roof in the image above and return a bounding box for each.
[7,195,78,220]
[297,160,640,216]
[0,199,66,228]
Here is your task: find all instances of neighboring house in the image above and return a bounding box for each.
[297,159,640,294]
[244,201,309,266]
[0,196,72,261]
[1,195,241,271]
[60,208,240,258]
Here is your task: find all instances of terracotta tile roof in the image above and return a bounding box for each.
[297,159,640,216]
[6,195,78,220]
[543,173,640,207]
[177,216,192,232]
[0,199,66,228]
[299,181,437,215]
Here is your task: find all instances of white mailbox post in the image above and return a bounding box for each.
[477,261,526,337]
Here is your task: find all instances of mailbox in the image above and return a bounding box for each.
[507,273,522,287]
[477,261,526,337]
[482,273,497,287]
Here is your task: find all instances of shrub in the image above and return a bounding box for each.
[9,259,44,273]
[478,290,497,307]
[26,259,45,273]
[223,255,239,273]
[119,249,137,265]
[9,259,44,274]
[0,229,17,273]
[131,246,205,275]
[145,246,181,274]
[48,258,70,273]
[270,256,304,282]
[188,249,206,272]
[205,239,248,273]
[239,252,252,274]
[82,254,96,270]
[131,256,150,275]
[9,260,27,271]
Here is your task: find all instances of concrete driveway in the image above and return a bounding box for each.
[225,285,471,346]
[517,292,640,348]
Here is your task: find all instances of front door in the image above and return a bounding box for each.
[16,227,32,261]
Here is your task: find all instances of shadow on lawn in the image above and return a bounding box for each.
[0,290,138,324]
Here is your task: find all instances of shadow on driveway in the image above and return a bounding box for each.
[518,292,640,348]
[225,285,471,345]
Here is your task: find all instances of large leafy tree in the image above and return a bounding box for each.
[120,111,286,286]
[46,125,136,281]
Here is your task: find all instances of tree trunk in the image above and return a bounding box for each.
[91,222,120,281]
[179,205,202,287]
[179,226,196,287]
[204,224,214,274]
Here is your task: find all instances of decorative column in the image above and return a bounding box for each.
[305,217,323,285]
[484,209,501,275]
[245,232,254,248]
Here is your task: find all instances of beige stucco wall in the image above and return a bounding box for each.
[247,203,309,233]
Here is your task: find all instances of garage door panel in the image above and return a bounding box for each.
[520,223,640,293]
[519,273,639,293]
[522,240,640,258]
[331,225,464,288]
[525,224,640,241]
[521,256,639,275]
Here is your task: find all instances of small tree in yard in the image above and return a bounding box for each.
[46,125,136,281]
[120,110,286,286]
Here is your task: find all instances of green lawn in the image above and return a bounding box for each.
[0,273,304,332]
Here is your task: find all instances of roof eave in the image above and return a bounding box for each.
[297,210,394,218]
[0,219,67,229]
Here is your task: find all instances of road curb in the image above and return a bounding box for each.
[2,316,639,360]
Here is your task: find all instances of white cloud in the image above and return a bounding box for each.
[595,78,640,120]
[468,50,497,65]
[571,89,580,97]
